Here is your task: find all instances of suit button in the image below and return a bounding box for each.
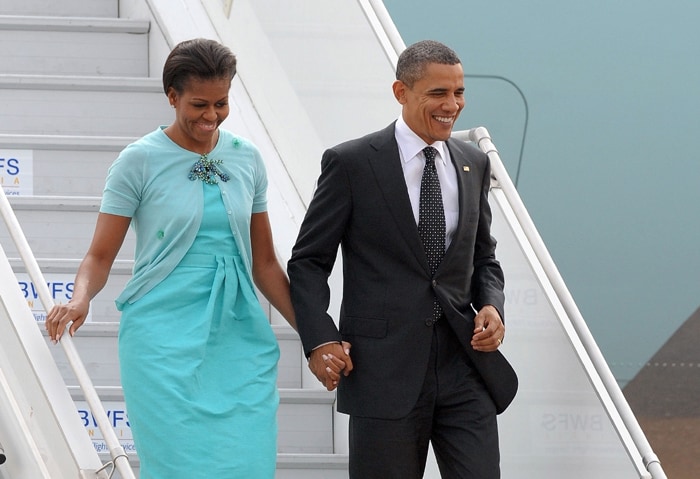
[432,280,437,287]
[424,318,434,327]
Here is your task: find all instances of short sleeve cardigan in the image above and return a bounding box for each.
[100,127,268,309]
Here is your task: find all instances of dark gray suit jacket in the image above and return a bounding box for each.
[288,122,517,417]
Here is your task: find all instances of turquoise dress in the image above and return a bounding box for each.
[118,183,280,478]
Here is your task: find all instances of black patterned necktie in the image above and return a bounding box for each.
[418,146,445,321]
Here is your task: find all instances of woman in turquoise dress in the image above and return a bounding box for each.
[46,39,298,478]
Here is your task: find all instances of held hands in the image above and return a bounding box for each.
[471,305,505,352]
[308,341,353,391]
[45,299,89,344]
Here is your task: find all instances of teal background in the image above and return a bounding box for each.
[384,0,700,385]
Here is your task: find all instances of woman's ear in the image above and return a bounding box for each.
[166,87,178,108]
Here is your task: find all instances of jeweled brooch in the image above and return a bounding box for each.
[188,154,230,184]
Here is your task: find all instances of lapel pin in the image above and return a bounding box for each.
[463,166,470,172]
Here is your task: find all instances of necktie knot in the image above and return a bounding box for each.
[423,146,437,164]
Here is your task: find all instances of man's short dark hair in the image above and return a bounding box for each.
[396,40,461,88]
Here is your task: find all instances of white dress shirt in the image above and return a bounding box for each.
[394,116,459,249]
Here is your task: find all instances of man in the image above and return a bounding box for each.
[288,40,517,478]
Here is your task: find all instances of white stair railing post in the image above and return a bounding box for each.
[0,189,135,479]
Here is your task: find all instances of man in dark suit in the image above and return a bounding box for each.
[288,40,517,479]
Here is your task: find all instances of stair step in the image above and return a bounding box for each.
[10,258,131,323]
[9,257,132,275]
[94,452,349,479]
[42,322,304,389]
[0,16,149,77]
[0,133,134,196]
[0,0,117,18]
[276,453,349,478]
[0,15,149,33]
[0,133,135,151]
[0,196,136,261]
[0,75,171,137]
[67,383,333,454]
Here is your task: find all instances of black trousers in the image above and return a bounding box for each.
[348,319,500,479]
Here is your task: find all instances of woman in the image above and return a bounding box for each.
[46,38,296,478]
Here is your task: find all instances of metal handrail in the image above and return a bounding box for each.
[0,189,135,479]
[461,126,667,479]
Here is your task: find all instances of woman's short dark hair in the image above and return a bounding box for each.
[162,38,237,95]
[396,40,461,88]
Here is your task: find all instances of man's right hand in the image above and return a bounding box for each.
[308,341,353,391]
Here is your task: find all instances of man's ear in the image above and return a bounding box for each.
[392,80,407,105]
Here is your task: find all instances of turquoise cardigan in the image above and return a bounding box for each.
[100,127,268,309]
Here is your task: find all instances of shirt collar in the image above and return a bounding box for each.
[395,116,449,165]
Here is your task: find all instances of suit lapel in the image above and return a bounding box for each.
[368,124,428,271]
[442,138,478,263]
[365,130,480,273]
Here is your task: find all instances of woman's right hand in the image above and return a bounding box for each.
[43,212,131,344]
[45,298,90,344]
